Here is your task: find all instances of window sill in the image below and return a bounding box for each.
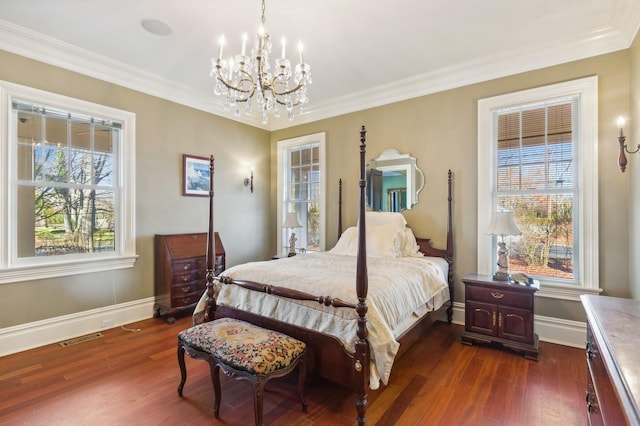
[0,255,139,285]
[535,282,602,301]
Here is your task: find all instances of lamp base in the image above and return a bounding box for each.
[493,271,510,281]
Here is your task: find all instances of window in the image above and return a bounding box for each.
[277,133,326,253]
[478,77,599,299]
[0,81,136,284]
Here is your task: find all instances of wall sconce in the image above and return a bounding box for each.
[617,116,639,172]
[243,168,254,193]
[486,210,521,281]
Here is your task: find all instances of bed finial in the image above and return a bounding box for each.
[355,125,370,426]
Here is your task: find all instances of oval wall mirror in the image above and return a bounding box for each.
[366,149,425,211]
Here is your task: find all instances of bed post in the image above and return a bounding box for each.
[354,126,370,426]
[338,178,343,239]
[204,155,216,322]
[446,169,454,323]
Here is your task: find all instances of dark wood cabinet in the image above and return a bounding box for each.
[461,274,539,360]
[581,295,640,425]
[154,232,225,322]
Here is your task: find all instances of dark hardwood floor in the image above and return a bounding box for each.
[0,314,587,425]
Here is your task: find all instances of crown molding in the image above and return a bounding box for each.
[0,16,637,132]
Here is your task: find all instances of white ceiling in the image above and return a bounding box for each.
[0,0,639,130]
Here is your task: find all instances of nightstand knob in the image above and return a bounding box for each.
[491,292,504,299]
[183,263,190,270]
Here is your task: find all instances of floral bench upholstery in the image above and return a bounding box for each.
[177,317,307,426]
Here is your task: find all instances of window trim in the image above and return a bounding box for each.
[276,132,326,253]
[0,80,137,284]
[477,76,600,300]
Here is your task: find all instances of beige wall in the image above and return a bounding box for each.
[629,30,640,300]
[271,50,633,321]
[0,41,636,329]
[0,50,272,328]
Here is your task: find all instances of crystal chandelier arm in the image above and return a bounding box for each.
[270,72,306,98]
[214,59,256,102]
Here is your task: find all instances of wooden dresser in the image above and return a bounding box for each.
[581,295,640,425]
[154,232,225,322]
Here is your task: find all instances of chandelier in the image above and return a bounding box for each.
[211,0,312,124]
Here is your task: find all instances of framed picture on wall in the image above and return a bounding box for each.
[182,154,210,197]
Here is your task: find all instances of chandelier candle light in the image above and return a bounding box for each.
[211,0,312,124]
[486,211,522,281]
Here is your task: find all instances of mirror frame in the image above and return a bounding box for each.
[366,149,425,211]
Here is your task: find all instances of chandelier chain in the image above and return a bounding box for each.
[261,0,266,26]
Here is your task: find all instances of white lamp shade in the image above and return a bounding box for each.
[486,211,521,236]
[283,212,302,228]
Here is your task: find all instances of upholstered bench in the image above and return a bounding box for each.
[177,317,307,426]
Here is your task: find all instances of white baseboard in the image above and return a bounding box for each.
[1,298,587,358]
[0,297,156,357]
[434,301,587,349]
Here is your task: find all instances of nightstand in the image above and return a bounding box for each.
[461,273,539,360]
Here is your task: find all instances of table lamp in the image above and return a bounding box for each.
[283,212,302,256]
[486,211,521,281]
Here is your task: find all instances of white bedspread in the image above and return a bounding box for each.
[194,252,449,389]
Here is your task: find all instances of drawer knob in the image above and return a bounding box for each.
[182,275,189,282]
[183,264,190,270]
[586,341,598,360]
[182,286,190,293]
[182,297,191,305]
[491,292,504,299]
[586,385,598,413]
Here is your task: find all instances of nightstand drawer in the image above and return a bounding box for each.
[466,285,532,309]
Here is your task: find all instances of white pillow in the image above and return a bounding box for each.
[330,227,358,255]
[366,224,401,257]
[398,227,421,257]
[363,212,406,232]
[329,225,402,258]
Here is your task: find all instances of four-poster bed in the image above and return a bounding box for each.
[193,126,454,424]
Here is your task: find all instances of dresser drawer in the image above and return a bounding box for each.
[466,285,532,309]
[586,326,627,425]
[171,269,206,285]
[171,281,205,298]
[172,257,205,272]
[171,293,201,308]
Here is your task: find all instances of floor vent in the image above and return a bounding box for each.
[59,332,103,347]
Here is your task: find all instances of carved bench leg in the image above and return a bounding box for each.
[177,344,187,397]
[253,376,266,426]
[210,363,222,418]
[297,354,308,412]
